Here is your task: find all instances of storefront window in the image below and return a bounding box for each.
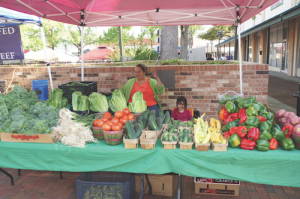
[257,34,261,63]
[249,35,252,62]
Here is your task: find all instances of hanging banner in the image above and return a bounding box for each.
[0,25,24,60]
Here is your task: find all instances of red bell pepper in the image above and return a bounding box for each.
[238,108,246,118]
[239,115,248,125]
[240,139,256,150]
[219,108,229,120]
[256,116,266,123]
[223,131,231,139]
[247,127,260,141]
[230,126,247,138]
[285,135,292,139]
[282,124,293,137]
[223,117,233,125]
[229,113,238,120]
[269,138,278,150]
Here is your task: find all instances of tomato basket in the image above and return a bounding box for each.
[91,126,104,140]
[103,129,123,146]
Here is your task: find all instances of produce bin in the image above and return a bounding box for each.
[161,133,178,149]
[58,81,97,104]
[178,134,194,150]
[140,132,157,149]
[32,80,48,101]
[76,172,135,199]
[123,135,139,149]
[103,130,123,146]
[92,126,104,140]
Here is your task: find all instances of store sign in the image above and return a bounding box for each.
[0,26,24,60]
[271,0,283,10]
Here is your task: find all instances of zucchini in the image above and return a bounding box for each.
[168,124,173,131]
[143,110,150,119]
[158,109,164,117]
[168,134,173,142]
[134,123,143,138]
[187,129,192,134]
[179,136,183,142]
[163,112,171,124]
[150,110,156,117]
[156,117,163,130]
[138,115,143,122]
[183,135,189,143]
[142,117,148,129]
[171,118,175,124]
[148,115,158,131]
[125,121,137,139]
[125,133,129,139]
[169,125,177,134]
[173,135,178,141]
[138,121,144,130]
[188,137,193,142]
[183,129,187,134]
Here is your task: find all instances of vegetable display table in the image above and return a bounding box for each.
[0,140,299,188]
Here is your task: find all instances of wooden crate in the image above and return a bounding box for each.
[123,135,139,149]
[177,126,194,134]
[142,128,163,139]
[140,132,157,149]
[161,133,178,149]
[162,122,171,132]
[1,133,54,143]
[212,137,228,151]
[195,142,211,151]
[178,134,194,150]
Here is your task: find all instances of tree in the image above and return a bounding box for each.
[140,26,159,48]
[198,25,235,41]
[188,25,204,48]
[98,26,134,48]
[180,25,189,59]
[160,26,178,60]
[20,24,43,52]
[65,25,99,56]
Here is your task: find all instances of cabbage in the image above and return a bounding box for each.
[46,88,67,109]
[72,91,82,111]
[78,95,89,111]
[109,89,127,111]
[130,91,147,113]
[89,92,108,112]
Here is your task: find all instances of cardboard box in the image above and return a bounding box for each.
[194,177,240,196]
[1,133,54,143]
[135,174,178,197]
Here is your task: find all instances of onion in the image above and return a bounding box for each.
[275,109,286,118]
[292,124,300,136]
[290,116,300,126]
[283,112,291,119]
[279,118,287,125]
[287,112,296,119]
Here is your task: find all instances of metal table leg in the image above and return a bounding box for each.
[0,168,14,185]
[177,174,182,199]
[144,174,152,196]
[60,171,63,180]
[139,174,144,199]
[18,169,21,176]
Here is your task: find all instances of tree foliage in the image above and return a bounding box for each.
[98,26,134,48]
[140,26,160,48]
[198,25,235,40]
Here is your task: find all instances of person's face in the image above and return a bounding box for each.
[135,67,145,80]
[177,101,185,111]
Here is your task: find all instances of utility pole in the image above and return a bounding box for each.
[118,26,123,62]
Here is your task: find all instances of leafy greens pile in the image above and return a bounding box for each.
[108,89,127,112]
[46,88,68,109]
[89,92,108,112]
[128,91,147,113]
[72,91,90,111]
[0,86,60,135]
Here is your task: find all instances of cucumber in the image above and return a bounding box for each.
[156,117,163,130]
[191,117,194,126]
[187,129,192,134]
[138,121,144,130]
[168,134,173,142]
[188,137,193,142]
[168,124,173,131]
[148,115,158,131]
[163,133,169,141]
[183,135,189,143]
[125,121,137,139]
[160,115,165,124]
[150,110,156,116]
[134,123,143,138]
[183,129,187,134]
[163,112,171,124]
[142,117,148,129]
[184,122,188,127]
[169,125,177,134]
[173,130,178,134]
[173,135,178,141]
[125,133,129,139]
[158,109,164,117]
[179,136,183,142]
[171,118,175,124]
[138,115,143,122]
[187,121,193,127]
[143,110,150,119]
[178,121,183,127]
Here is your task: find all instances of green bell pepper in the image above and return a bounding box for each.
[246,107,258,116]
[225,101,236,113]
[279,138,295,150]
[234,96,244,109]
[232,119,240,126]
[228,134,241,148]
[271,128,285,141]
[222,121,236,132]
[259,110,269,118]
[245,116,260,127]
[252,104,261,112]
[272,124,281,130]
[255,102,267,111]
[247,96,256,103]
[259,130,272,141]
[242,98,254,108]
[245,125,254,130]
[256,139,270,151]
[259,122,271,132]
[266,120,273,128]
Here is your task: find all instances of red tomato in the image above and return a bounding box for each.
[93,119,104,127]
[101,117,108,123]
[112,124,122,131]
[103,115,112,120]
[102,123,112,131]
[119,117,128,125]
[111,118,119,124]
[114,111,124,119]
[116,122,123,129]
[104,112,111,118]
[122,115,128,120]
[123,108,130,116]
[106,121,113,126]
[128,113,134,121]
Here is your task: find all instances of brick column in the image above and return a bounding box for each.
[252,33,257,62]
[287,18,296,76]
[241,37,246,61]
[261,29,268,64]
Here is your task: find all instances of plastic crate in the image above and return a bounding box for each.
[76,172,135,199]
[58,81,97,104]
[32,80,48,101]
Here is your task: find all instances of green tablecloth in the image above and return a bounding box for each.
[0,140,299,187]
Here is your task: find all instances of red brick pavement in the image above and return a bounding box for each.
[0,169,300,199]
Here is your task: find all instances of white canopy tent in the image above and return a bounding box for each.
[25,48,79,62]
[0,0,279,94]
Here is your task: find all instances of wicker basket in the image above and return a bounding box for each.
[161,133,178,149]
[92,126,104,140]
[103,129,123,146]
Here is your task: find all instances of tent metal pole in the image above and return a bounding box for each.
[81,26,84,81]
[40,26,53,90]
[238,23,243,95]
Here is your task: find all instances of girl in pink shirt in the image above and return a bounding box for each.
[171,96,192,121]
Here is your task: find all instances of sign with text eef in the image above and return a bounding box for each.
[0,26,24,60]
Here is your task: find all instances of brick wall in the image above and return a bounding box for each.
[0,63,268,119]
